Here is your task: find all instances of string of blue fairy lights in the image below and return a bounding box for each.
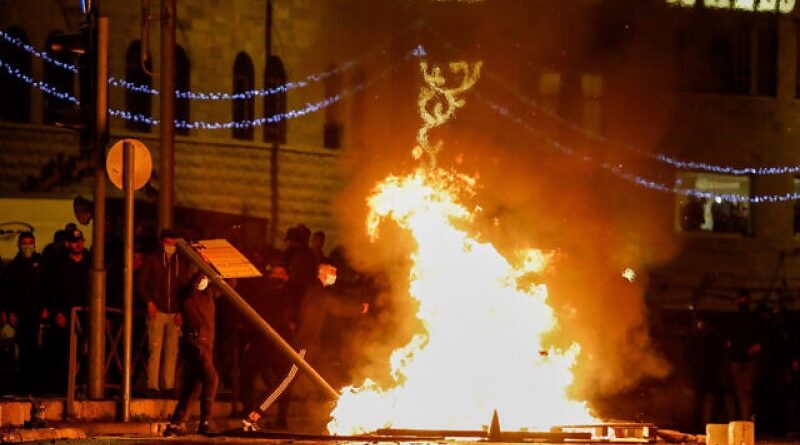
[111,48,416,129]
[1,27,352,99]
[0,29,79,73]
[0,45,419,129]
[2,26,352,99]
[107,94,342,129]
[484,97,800,204]
[2,21,424,101]
[488,74,800,176]
[108,61,357,100]
[0,58,80,104]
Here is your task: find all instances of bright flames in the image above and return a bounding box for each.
[327,168,594,434]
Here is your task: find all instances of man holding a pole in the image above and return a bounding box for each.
[164,271,220,436]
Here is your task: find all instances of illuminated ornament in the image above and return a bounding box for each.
[622,268,636,283]
[414,60,482,168]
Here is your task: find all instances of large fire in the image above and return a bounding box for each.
[327,168,594,434]
[327,59,594,435]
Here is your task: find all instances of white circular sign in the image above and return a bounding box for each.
[106,138,153,190]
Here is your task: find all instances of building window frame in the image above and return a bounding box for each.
[675,171,752,236]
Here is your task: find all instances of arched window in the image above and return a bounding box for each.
[232,52,254,140]
[43,31,76,124]
[0,27,31,122]
[175,45,190,136]
[264,55,286,144]
[125,41,152,132]
[323,63,341,149]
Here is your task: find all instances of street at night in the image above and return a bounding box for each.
[2,0,800,444]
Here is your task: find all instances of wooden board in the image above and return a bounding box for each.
[194,239,262,278]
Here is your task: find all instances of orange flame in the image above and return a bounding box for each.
[328,168,594,434]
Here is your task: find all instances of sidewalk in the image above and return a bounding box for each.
[0,397,236,428]
[0,397,332,443]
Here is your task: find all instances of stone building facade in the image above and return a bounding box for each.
[0,0,405,247]
[4,0,800,309]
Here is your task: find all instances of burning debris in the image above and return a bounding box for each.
[622,267,636,283]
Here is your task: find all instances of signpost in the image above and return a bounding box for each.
[106,138,152,422]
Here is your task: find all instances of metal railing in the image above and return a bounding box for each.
[65,306,145,420]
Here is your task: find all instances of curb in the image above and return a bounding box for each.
[0,427,86,443]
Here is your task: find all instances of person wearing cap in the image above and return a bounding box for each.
[4,232,45,392]
[49,228,90,325]
[137,229,191,396]
[45,227,90,394]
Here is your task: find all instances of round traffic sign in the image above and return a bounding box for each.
[106,138,153,190]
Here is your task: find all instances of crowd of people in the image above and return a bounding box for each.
[10,220,800,435]
[677,290,800,435]
[0,225,90,395]
[0,220,377,433]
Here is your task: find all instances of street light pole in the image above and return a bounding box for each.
[88,13,109,401]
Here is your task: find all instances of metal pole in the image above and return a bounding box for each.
[121,142,135,422]
[174,240,339,399]
[158,0,175,230]
[88,14,109,400]
[65,309,79,419]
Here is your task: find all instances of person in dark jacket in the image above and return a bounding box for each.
[726,290,761,421]
[283,225,317,333]
[689,316,727,430]
[46,227,90,394]
[137,229,190,395]
[240,260,294,430]
[48,228,90,323]
[4,232,46,392]
[164,272,220,436]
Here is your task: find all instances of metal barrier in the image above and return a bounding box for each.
[65,306,145,420]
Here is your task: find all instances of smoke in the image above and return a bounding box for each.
[328,0,678,419]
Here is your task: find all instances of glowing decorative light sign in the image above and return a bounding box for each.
[666,0,795,13]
